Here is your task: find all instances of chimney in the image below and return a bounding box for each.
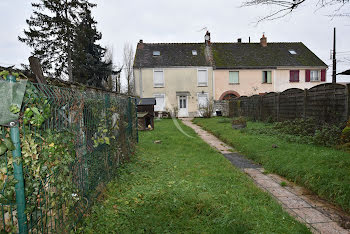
[237,38,242,43]
[204,31,211,45]
[249,37,251,43]
[260,34,267,47]
[137,39,144,49]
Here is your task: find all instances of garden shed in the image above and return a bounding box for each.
[137,98,156,130]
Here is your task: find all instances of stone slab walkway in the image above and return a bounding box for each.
[181,118,349,234]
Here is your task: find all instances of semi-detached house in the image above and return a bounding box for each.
[133,32,328,117]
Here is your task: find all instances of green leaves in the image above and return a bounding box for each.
[9,104,20,114]
[0,138,15,156]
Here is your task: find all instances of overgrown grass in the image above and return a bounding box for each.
[193,117,350,213]
[81,119,309,233]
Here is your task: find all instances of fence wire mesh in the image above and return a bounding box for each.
[0,81,138,233]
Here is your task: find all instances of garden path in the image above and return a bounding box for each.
[181,118,349,234]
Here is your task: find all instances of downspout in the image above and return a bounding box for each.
[139,66,142,98]
[212,69,215,100]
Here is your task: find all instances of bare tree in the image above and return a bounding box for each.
[242,0,349,23]
[123,43,135,95]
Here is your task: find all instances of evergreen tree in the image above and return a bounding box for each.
[19,0,93,81]
[72,6,112,88]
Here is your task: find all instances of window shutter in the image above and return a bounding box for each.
[154,70,164,86]
[233,72,239,83]
[289,70,293,82]
[295,70,299,82]
[198,70,208,86]
[321,69,326,81]
[305,70,310,82]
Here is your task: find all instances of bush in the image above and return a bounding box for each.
[273,118,344,147]
[232,116,247,125]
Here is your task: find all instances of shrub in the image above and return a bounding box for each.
[232,116,247,125]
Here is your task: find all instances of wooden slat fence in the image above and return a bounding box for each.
[229,83,350,123]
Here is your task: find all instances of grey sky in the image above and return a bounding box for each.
[1,0,349,82]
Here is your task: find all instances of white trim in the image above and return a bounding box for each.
[153,68,165,87]
[197,68,208,87]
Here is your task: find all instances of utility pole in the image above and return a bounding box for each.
[332,27,336,84]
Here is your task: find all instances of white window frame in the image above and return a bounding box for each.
[197,68,208,87]
[229,71,239,84]
[154,94,165,112]
[153,69,164,87]
[262,71,272,84]
[310,70,320,82]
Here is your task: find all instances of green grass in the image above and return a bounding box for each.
[81,119,309,233]
[193,117,350,213]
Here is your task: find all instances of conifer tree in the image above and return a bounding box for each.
[72,6,112,88]
[19,0,93,81]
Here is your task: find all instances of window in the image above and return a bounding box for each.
[153,69,164,87]
[289,49,297,55]
[192,50,197,55]
[179,96,187,109]
[310,70,320,81]
[154,94,165,111]
[153,51,160,56]
[290,70,300,82]
[197,69,208,86]
[262,71,272,83]
[229,71,239,84]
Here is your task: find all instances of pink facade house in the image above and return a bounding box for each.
[213,34,328,100]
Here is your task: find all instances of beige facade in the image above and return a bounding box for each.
[214,67,326,99]
[134,67,214,117]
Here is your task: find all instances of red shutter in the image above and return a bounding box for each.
[290,70,293,82]
[296,70,299,82]
[305,70,310,82]
[321,69,326,82]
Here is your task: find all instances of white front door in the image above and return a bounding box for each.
[178,96,188,117]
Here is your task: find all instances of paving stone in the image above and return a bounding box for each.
[292,208,331,224]
[255,179,280,188]
[312,222,349,234]
[278,196,312,209]
[303,195,328,208]
[266,187,296,197]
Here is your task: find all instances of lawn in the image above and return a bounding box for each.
[81,119,309,233]
[193,117,350,213]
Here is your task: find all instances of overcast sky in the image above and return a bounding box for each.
[0,0,349,82]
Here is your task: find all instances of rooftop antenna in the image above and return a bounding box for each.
[197,27,208,32]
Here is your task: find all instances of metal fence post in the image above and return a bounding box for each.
[6,75,28,234]
[134,98,139,143]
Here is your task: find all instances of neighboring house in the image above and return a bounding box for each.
[134,40,214,117]
[133,32,327,117]
[214,34,328,100]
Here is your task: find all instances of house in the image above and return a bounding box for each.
[133,32,327,117]
[137,98,156,130]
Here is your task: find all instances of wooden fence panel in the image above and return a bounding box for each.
[228,83,350,123]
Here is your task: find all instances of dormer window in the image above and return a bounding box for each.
[289,49,297,55]
[192,50,197,56]
[153,51,160,56]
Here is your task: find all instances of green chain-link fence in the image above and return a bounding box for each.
[0,77,138,233]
